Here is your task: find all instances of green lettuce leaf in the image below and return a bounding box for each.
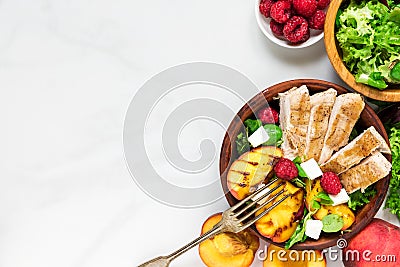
[348,185,377,210]
[336,0,400,89]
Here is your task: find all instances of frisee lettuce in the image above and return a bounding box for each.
[236,132,250,155]
[336,0,400,89]
[385,122,400,219]
[348,185,377,211]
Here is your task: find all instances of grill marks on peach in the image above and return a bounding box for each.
[239,160,259,166]
[255,181,304,242]
[230,170,251,176]
[227,147,283,200]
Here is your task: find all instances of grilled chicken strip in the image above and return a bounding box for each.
[319,93,365,164]
[321,126,390,174]
[304,88,337,161]
[339,152,391,193]
[279,85,311,159]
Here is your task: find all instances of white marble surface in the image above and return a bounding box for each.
[0,0,398,267]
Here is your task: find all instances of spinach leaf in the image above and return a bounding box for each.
[244,119,262,135]
[295,163,308,178]
[292,178,306,189]
[322,214,344,233]
[285,209,317,249]
[315,192,334,205]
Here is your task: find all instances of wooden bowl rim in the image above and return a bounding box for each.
[219,79,391,250]
[324,0,400,102]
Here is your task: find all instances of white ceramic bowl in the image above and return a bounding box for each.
[255,0,324,49]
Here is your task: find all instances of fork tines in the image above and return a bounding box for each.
[229,178,291,230]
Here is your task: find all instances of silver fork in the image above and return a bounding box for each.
[137,178,290,267]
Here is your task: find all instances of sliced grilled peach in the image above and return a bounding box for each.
[227,146,283,200]
[255,180,304,243]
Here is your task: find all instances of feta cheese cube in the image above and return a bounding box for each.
[329,188,350,206]
[305,219,323,240]
[247,126,270,148]
[300,158,323,180]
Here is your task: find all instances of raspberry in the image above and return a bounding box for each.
[274,158,298,180]
[270,1,293,24]
[258,107,279,124]
[292,0,317,17]
[321,172,342,195]
[259,0,275,18]
[308,10,326,30]
[316,0,331,9]
[283,16,310,43]
[270,20,284,36]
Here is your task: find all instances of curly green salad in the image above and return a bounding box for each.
[336,0,400,89]
[386,122,400,219]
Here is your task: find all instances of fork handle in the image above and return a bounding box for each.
[137,223,223,267]
[137,256,170,267]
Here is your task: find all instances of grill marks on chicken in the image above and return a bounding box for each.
[319,94,365,164]
[279,85,311,159]
[279,87,365,162]
[278,86,391,194]
[321,126,391,174]
[339,152,392,194]
[304,88,337,162]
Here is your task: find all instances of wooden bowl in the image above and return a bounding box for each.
[324,0,400,102]
[219,79,391,250]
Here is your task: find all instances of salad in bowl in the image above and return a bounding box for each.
[219,79,392,250]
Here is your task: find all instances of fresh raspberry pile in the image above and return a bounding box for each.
[274,158,298,180]
[321,172,342,195]
[257,107,279,124]
[259,0,330,44]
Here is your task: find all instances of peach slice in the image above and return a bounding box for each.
[263,244,326,267]
[305,178,355,230]
[314,204,355,230]
[255,180,304,243]
[227,146,283,200]
[198,213,259,267]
